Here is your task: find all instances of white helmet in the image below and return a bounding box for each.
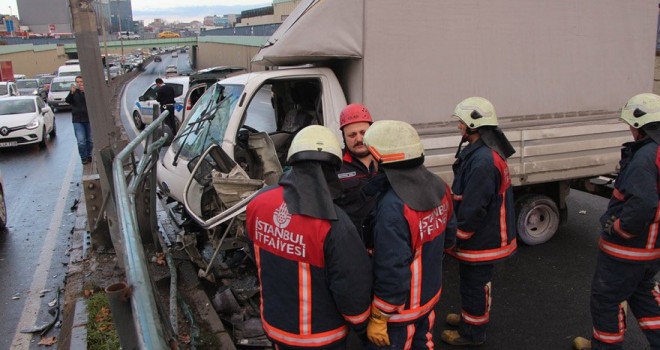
[620,93,660,129]
[363,120,424,164]
[453,97,498,128]
[287,125,342,169]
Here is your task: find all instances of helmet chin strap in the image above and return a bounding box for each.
[455,128,478,158]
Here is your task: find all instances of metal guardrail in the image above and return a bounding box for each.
[113,110,171,349]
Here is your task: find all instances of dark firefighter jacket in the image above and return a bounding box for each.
[335,151,378,238]
[246,186,372,348]
[367,176,455,324]
[599,137,660,263]
[64,90,89,123]
[449,139,517,264]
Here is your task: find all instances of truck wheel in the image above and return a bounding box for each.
[133,111,145,130]
[515,194,560,245]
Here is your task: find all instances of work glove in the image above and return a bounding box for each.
[367,306,390,347]
[603,215,616,236]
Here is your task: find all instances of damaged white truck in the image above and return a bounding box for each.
[117,0,658,347]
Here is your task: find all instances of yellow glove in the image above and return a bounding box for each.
[367,306,391,347]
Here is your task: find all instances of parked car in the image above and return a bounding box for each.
[154,56,162,62]
[0,96,56,148]
[165,65,178,77]
[131,76,189,130]
[16,79,45,99]
[0,170,6,229]
[36,74,56,99]
[56,64,81,77]
[47,76,76,111]
[171,51,178,58]
[158,31,180,38]
[13,74,26,80]
[0,82,20,98]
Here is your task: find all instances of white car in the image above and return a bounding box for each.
[132,76,189,130]
[47,76,77,111]
[0,96,56,148]
[0,82,20,98]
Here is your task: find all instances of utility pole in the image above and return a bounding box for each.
[69,0,124,258]
[115,0,124,67]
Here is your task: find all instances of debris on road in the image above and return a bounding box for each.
[579,210,587,215]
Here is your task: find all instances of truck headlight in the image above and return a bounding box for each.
[26,117,40,130]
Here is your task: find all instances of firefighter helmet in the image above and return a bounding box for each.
[363,120,424,164]
[620,93,660,128]
[339,103,373,129]
[453,97,499,128]
[287,125,342,168]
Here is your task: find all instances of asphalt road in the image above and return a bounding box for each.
[434,189,649,350]
[0,110,81,349]
[120,51,192,140]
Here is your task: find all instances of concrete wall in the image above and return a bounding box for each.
[196,36,269,72]
[196,42,265,72]
[0,45,68,77]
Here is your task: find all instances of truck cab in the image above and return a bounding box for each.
[157,68,345,226]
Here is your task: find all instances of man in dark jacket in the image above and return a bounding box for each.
[362,120,456,349]
[64,76,93,164]
[335,103,378,239]
[573,93,660,350]
[441,97,517,346]
[155,78,177,135]
[246,125,372,349]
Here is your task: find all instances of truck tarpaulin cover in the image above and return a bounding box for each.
[252,0,363,66]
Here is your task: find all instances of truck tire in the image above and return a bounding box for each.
[515,194,560,245]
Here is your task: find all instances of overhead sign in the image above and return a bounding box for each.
[5,19,14,32]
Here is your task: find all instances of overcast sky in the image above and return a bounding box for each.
[0,0,272,23]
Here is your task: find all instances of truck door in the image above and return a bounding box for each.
[182,83,208,122]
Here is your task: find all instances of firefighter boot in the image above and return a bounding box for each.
[441,330,484,346]
[446,313,461,327]
[573,337,592,350]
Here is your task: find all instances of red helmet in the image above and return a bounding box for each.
[340,103,373,128]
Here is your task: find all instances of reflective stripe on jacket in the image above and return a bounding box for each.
[370,185,455,324]
[449,140,517,264]
[246,186,372,348]
[599,138,660,263]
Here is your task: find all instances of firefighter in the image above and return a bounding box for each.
[335,103,378,238]
[246,125,372,349]
[362,120,456,349]
[573,93,660,350]
[441,97,517,346]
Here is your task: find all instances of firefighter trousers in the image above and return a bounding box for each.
[366,311,436,350]
[457,263,494,343]
[590,251,660,349]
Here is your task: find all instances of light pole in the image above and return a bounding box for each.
[115,0,124,66]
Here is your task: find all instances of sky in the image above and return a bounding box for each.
[0,0,272,23]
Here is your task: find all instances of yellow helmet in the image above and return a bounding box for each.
[453,97,498,128]
[620,93,660,129]
[363,120,424,164]
[287,125,342,168]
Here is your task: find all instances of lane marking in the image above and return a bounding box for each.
[10,151,76,349]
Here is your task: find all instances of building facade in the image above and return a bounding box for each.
[109,0,133,33]
[16,0,72,34]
